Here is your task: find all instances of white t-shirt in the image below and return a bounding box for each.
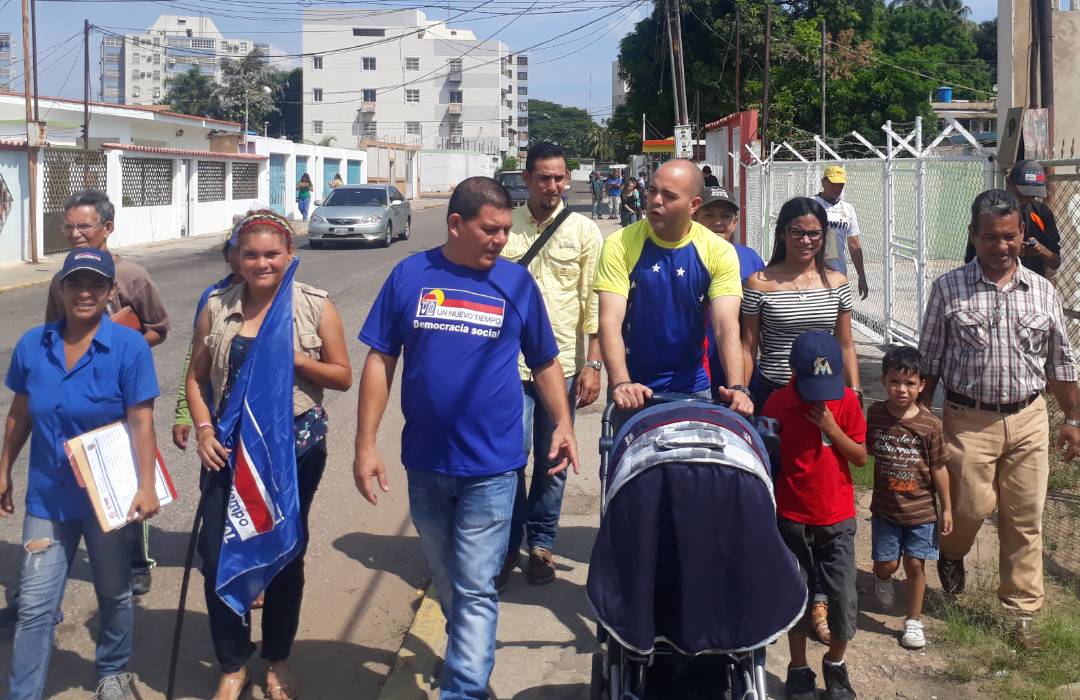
[813,194,861,275]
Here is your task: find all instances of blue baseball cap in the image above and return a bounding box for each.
[790,330,845,402]
[60,247,115,282]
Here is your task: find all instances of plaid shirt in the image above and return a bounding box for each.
[919,259,1079,404]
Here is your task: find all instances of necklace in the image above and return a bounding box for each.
[793,273,814,301]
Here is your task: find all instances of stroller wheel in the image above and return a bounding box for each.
[590,651,605,700]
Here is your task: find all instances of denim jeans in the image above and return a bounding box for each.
[408,469,517,700]
[509,376,576,555]
[608,197,620,219]
[7,515,134,700]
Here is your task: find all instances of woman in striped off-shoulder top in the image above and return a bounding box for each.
[740,196,862,414]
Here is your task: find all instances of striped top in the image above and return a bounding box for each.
[742,283,853,384]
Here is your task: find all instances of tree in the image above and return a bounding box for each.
[586,124,616,161]
[888,0,971,19]
[162,68,217,117]
[215,49,282,130]
[567,158,581,172]
[500,155,519,171]
[527,99,594,156]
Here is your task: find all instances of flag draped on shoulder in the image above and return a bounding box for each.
[214,257,301,615]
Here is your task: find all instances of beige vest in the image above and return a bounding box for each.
[204,280,328,416]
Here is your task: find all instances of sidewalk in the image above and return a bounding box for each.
[0,198,448,295]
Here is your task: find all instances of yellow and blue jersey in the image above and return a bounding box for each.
[593,219,742,392]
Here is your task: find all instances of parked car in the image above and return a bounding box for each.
[496,170,529,207]
[307,184,411,248]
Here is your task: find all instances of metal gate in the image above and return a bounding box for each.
[269,154,286,215]
[42,149,108,254]
[322,158,340,197]
[347,159,362,184]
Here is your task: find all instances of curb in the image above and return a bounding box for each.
[0,276,54,294]
[377,585,446,700]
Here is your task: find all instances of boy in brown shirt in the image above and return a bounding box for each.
[868,346,952,650]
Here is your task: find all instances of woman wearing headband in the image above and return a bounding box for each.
[186,211,352,700]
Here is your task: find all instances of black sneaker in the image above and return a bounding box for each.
[822,659,857,699]
[495,550,519,593]
[131,571,152,596]
[784,666,817,700]
[937,557,965,595]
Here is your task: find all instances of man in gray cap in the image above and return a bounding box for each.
[964,160,1061,277]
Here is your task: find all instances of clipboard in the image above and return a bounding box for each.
[65,420,177,532]
[109,306,144,333]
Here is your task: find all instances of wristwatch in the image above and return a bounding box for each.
[584,360,603,371]
[731,384,751,398]
[1065,418,1080,429]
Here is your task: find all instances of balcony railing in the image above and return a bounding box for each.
[360,101,376,112]
[447,103,462,115]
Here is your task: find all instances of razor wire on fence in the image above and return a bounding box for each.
[741,120,1080,583]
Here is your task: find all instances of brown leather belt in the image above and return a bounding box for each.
[945,390,1038,415]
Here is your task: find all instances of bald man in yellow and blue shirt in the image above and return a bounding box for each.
[595,159,752,416]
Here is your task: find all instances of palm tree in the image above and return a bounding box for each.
[587,124,615,162]
[888,0,971,19]
[162,68,217,117]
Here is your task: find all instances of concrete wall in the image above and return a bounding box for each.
[419,150,495,193]
[0,149,27,264]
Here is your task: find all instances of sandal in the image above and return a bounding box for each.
[810,601,831,644]
[212,668,251,700]
[266,662,300,700]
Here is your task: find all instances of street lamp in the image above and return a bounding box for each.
[244,85,272,135]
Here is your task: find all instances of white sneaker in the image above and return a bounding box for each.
[901,618,926,649]
[874,576,896,607]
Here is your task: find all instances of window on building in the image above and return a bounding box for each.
[405,56,420,71]
[518,101,528,111]
[517,56,527,65]
[362,121,377,138]
[313,55,323,70]
[153,54,160,64]
[405,89,420,103]
[518,117,527,127]
[362,56,377,70]
[450,123,463,138]
[518,71,527,81]
[449,90,463,104]
[153,71,160,81]
[353,28,386,37]
[448,58,463,72]
[132,87,141,98]
[501,123,507,137]
[192,38,214,50]
[362,88,377,102]
[517,87,526,96]
[406,121,421,136]
[313,120,323,134]
[313,88,323,102]
[153,88,160,99]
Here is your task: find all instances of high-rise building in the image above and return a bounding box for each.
[99,15,269,106]
[303,9,526,156]
[0,34,13,92]
[611,61,627,113]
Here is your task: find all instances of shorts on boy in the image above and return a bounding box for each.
[777,516,859,642]
[871,515,939,562]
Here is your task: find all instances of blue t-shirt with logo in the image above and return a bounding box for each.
[359,247,559,477]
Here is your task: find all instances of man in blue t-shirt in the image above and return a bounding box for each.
[353,176,579,699]
[606,171,623,220]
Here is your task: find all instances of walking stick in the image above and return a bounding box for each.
[166,487,209,700]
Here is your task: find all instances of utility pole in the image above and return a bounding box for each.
[664,0,691,158]
[761,2,772,159]
[21,0,40,263]
[820,19,826,139]
[83,20,90,151]
[30,0,39,121]
[734,9,741,112]
[1035,0,1054,149]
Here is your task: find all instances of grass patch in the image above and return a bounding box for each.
[851,455,875,491]
[931,569,1080,698]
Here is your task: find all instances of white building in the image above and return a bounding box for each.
[611,61,627,113]
[100,15,269,106]
[302,9,527,157]
[0,33,13,91]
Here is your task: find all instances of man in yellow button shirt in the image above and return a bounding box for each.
[498,142,604,587]
[593,159,752,416]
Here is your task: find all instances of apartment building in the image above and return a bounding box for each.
[100,15,269,106]
[0,34,13,91]
[303,9,527,156]
[611,61,627,113]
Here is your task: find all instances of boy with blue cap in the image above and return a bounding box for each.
[761,329,867,700]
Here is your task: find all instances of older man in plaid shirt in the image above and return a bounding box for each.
[918,189,1080,649]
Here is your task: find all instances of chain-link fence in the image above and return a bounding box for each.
[1039,160,1080,584]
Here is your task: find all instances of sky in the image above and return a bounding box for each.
[2,0,996,120]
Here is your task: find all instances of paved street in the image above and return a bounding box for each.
[0,200,456,699]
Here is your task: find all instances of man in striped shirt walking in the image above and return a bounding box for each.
[917,189,1080,649]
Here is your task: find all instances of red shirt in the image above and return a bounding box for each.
[762,382,867,526]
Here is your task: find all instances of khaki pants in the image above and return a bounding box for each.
[941,395,1049,613]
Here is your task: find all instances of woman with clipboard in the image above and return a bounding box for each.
[0,248,161,700]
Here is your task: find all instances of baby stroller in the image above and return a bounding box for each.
[587,394,806,700]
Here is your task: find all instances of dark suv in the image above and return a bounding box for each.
[496,170,528,207]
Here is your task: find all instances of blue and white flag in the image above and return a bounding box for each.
[214,257,301,615]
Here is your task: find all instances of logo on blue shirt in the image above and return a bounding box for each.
[414,287,505,339]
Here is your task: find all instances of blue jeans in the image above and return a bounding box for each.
[298,197,310,220]
[592,197,605,218]
[509,377,576,554]
[408,469,517,700]
[7,515,134,700]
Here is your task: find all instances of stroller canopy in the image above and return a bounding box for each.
[587,402,806,656]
